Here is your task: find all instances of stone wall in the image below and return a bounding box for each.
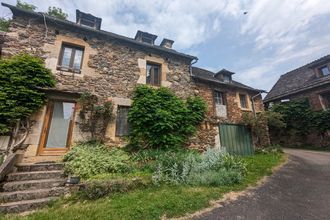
[194,81,270,148]
[1,15,202,161]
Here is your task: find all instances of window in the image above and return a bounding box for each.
[146,63,161,86]
[115,106,130,136]
[223,75,231,83]
[319,66,330,76]
[239,94,248,108]
[58,44,84,73]
[214,91,225,105]
[321,93,330,109]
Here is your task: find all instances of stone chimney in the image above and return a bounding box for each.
[134,30,157,45]
[76,10,102,30]
[160,38,174,49]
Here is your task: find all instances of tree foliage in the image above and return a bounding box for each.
[46,7,68,20]
[16,0,37,12]
[270,99,330,145]
[128,85,207,150]
[242,111,286,147]
[0,17,10,32]
[77,92,114,142]
[0,54,55,134]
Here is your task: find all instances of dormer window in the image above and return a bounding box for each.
[76,10,102,30]
[135,31,157,45]
[319,65,330,76]
[223,75,231,83]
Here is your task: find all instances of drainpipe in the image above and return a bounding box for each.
[189,58,198,76]
[251,91,267,117]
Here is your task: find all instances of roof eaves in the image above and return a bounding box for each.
[264,79,330,102]
[192,75,263,92]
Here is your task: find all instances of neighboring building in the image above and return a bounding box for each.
[1,3,269,164]
[264,55,330,147]
[264,54,330,110]
[191,67,270,153]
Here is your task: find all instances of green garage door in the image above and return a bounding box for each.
[219,124,253,155]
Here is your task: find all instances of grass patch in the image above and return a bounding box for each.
[3,153,285,220]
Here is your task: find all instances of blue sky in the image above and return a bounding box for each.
[1,0,330,91]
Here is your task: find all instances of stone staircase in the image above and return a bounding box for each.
[0,163,67,214]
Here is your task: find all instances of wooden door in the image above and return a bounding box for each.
[38,100,76,156]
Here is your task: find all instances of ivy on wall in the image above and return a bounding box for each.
[128,85,207,150]
[0,54,55,134]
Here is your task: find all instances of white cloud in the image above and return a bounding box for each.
[0,0,244,49]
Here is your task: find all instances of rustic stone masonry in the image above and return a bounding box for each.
[1,4,270,162]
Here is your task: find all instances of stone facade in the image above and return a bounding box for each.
[1,5,270,162]
[193,81,270,149]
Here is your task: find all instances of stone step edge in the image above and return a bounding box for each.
[0,196,57,207]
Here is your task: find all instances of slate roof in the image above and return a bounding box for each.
[264,54,330,102]
[192,67,263,92]
[1,3,197,61]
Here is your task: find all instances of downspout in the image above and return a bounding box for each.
[251,91,267,117]
[189,58,198,76]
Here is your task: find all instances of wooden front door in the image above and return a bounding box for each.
[38,100,76,156]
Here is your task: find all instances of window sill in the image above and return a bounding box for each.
[241,108,252,112]
[57,66,82,74]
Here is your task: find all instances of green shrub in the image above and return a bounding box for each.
[46,7,68,20]
[152,148,247,186]
[63,143,131,179]
[78,178,149,200]
[131,148,199,172]
[187,169,243,186]
[128,85,207,149]
[0,54,55,134]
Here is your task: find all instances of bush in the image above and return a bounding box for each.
[78,178,149,200]
[152,148,247,186]
[0,54,55,134]
[128,85,207,149]
[63,142,131,179]
[130,148,199,172]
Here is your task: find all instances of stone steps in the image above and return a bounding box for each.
[1,178,66,192]
[6,170,64,182]
[0,197,57,214]
[16,163,64,172]
[0,162,67,214]
[0,187,66,203]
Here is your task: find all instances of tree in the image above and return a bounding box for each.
[128,85,207,149]
[242,111,286,147]
[0,54,55,155]
[16,0,37,12]
[0,18,10,32]
[46,7,68,20]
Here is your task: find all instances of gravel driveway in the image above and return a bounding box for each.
[195,149,330,220]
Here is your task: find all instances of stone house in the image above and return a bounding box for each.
[264,54,330,111]
[264,54,330,146]
[1,3,268,163]
[191,67,269,153]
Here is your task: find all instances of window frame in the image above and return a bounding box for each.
[146,62,162,86]
[57,43,85,73]
[319,65,330,77]
[214,91,225,105]
[115,105,131,137]
[239,93,248,109]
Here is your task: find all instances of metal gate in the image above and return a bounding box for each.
[219,124,253,155]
